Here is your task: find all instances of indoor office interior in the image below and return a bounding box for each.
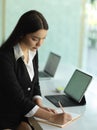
[1,0,97,77]
[0,0,97,130]
[0,0,97,129]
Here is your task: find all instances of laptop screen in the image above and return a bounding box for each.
[64,69,92,102]
[44,52,61,76]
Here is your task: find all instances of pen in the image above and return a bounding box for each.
[58,101,65,113]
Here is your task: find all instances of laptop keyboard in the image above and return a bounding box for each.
[45,95,79,107]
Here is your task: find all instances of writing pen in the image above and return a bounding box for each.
[58,101,65,113]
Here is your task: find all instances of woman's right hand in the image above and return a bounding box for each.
[48,112,72,125]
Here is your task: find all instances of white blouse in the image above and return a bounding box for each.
[14,43,36,81]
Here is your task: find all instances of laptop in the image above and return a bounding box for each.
[45,69,92,107]
[39,52,61,78]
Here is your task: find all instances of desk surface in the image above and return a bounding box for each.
[39,65,97,130]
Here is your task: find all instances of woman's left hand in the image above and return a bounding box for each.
[40,106,58,114]
[34,98,57,114]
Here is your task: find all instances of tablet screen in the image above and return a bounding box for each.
[64,70,92,102]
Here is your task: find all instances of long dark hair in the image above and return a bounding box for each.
[1,10,49,50]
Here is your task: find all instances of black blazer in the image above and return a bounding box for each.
[0,47,41,129]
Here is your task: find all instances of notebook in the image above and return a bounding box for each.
[45,69,92,107]
[39,52,61,79]
[31,110,81,128]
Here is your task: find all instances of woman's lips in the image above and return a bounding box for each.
[33,47,38,49]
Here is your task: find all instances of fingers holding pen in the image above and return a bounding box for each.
[40,104,72,125]
[48,112,72,125]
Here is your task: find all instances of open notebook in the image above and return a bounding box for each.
[29,110,81,128]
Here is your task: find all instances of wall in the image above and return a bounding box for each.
[1,0,83,67]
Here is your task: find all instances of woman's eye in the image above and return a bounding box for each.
[32,37,38,41]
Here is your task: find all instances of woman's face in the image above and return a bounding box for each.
[21,29,47,51]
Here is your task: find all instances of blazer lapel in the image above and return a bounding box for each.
[16,57,33,87]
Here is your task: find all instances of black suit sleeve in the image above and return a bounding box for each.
[0,53,36,116]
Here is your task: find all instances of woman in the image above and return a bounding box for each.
[0,10,72,130]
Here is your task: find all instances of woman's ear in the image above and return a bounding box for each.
[19,35,24,42]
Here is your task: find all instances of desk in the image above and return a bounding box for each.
[39,67,97,130]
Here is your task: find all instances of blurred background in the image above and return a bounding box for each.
[0,0,97,76]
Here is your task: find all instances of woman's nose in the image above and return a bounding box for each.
[36,39,43,47]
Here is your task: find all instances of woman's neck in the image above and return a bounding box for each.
[19,42,29,64]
